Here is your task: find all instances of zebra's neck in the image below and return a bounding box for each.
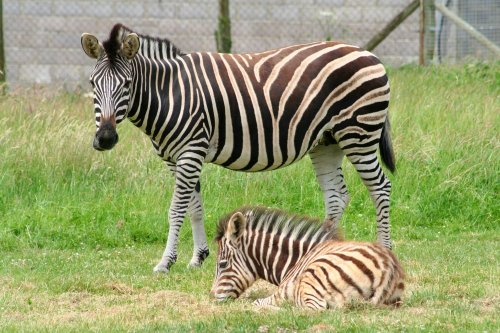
[125,52,206,161]
[118,26,191,152]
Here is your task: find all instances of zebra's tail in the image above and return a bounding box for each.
[380,118,396,173]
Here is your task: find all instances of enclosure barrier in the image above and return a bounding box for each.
[0,0,498,88]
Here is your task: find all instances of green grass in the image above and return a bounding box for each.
[0,63,499,332]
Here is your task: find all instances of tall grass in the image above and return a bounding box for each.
[0,63,498,332]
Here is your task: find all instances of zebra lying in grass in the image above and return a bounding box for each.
[211,206,404,310]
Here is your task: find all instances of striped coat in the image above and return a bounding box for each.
[254,240,405,309]
[211,206,404,309]
[211,206,342,299]
[81,24,395,273]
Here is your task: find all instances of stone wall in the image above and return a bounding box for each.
[3,0,420,89]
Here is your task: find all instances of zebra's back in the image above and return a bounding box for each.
[191,41,389,171]
[255,240,404,309]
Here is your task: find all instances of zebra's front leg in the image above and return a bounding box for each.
[309,144,350,229]
[187,182,209,268]
[253,293,280,310]
[153,156,203,273]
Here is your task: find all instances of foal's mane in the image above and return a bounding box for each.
[215,206,342,242]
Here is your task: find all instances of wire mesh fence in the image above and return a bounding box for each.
[2,0,499,89]
[435,0,500,62]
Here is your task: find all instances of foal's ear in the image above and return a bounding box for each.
[226,212,246,242]
[121,33,140,59]
[81,33,103,59]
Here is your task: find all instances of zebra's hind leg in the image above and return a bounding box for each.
[296,273,329,310]
[309,143,350,230]
[187,182,209,268]
[341,141,392,249]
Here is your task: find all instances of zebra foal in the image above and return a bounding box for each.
[81,23,395,273]
[211,206,404,309]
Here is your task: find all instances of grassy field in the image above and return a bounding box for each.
[0,63,498,332]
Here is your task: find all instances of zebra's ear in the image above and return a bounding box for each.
[121,33,140,60]
[81,33,103,59]
[226,212,246,242]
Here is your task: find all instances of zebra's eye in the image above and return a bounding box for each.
[218,260,228,270]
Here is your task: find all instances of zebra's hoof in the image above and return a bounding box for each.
[187,249,209,268]
[187,260,202,269]
[153,264,170,274]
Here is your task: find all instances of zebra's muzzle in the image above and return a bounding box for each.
[93,122,119,151]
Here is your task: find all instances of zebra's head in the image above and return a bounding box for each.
[210,211,257,300]
[81,24,140,151]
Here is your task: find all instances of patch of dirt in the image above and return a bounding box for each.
[104,282,134,294]
[307,323,337,332]
[406,306,427,316]
[474,296,499,314]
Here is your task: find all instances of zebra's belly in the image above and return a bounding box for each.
[206,137,320,172]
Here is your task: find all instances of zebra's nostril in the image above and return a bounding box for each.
[94,131,119,150]
[92,137,104,151]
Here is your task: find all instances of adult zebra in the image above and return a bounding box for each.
[80,23,395,273]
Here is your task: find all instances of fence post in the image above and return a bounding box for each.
[420,0,436,65]
[364,0,419,52]
[215,0,232,53]
[0,0,5,82]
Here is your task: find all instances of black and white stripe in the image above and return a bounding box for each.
[81,23,396,273]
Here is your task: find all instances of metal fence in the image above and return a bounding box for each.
[2,0,499,89]
[435,0,500,62]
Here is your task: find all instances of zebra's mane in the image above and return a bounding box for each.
[103,23,184,63]
[215,206,342,243]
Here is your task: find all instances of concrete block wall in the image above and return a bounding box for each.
[3,0,419,89]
